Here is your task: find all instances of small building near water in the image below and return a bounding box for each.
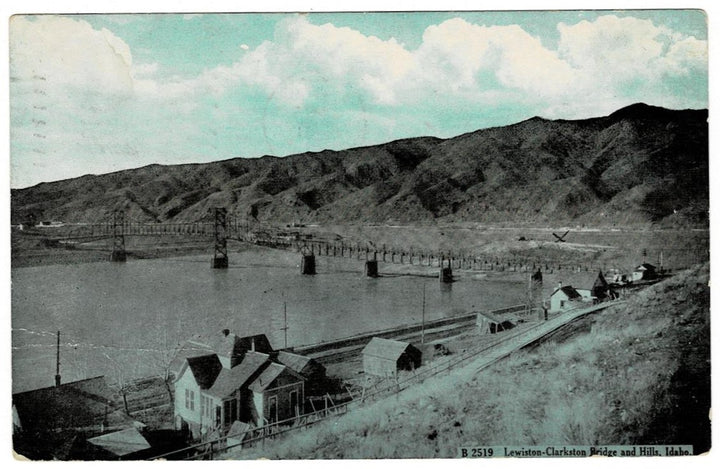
[549,285,583,312]
[632,263,658,282]
[362,337,422,377]
[476,312,515,334]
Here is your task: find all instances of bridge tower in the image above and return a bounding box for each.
[110,210,127,262]
[212,207,229,269]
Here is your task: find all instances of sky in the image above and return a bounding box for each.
[8,9,709,188]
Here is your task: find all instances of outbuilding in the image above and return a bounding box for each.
[276,350,327,397]
[362,337,422,377]
[632,263,658,281]
[476,312,515,334]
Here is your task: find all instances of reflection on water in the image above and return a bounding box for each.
[11,249,523,392]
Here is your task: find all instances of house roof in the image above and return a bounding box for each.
[185,355,223,389]
[169,340,215,377]
[235,334,273,355]
[551,285,582,299]
[248,362,303,393]
[12,376,130,434]
[362,337,417,362]
[636,263,657,271]
[204,352,270,399]
[593,271,609,289]
[183,332,274,367]
[276,351,313,374]
[86,427,151,457]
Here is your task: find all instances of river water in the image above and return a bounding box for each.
[11,248,524,393]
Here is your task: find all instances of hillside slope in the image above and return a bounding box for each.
[11,103,708,227]
[229,264,710,458]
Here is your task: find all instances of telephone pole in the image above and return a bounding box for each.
[421,282,426,345]
[55,330,61,387]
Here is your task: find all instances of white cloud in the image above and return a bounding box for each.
[8,13,708,187]
[557,15,708,87]
[408,20,577,100]
[10,16,134,95]
[661,36,708,75]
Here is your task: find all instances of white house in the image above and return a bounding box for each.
[173,330,305,439]
[549,285,583,312]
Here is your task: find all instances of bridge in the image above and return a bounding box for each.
[34,208,703,278]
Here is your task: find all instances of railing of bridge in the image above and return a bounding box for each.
[41,221,707,272]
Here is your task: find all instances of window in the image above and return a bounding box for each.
[289,390,299,417]
[268,396,278,423]
[185,389,195,411]
[202,395,212,418]
[224,399,238,426]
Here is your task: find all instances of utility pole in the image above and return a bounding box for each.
[55,330,61,387]
[283,301,288,349]
[421,282,426,345]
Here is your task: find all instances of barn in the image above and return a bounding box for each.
[362,337,422,377]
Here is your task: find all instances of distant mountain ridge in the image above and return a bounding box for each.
[11,103,709,227]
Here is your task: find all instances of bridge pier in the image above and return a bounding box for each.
[365,258,379,278]
[110,250,127,262]
[301,254,316,275]
[439,257,453,283]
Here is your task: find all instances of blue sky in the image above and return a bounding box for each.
[9,10,708,188]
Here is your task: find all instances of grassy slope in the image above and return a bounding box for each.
[232,263,710,459]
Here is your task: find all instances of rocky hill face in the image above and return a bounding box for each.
[11,103,708,227]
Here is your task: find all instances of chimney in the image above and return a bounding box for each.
[222,328,230,337]
[558,282,563,289]
[251,337,255,352]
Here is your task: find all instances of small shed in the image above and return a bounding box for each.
[476,312,515,334]
[362,337,422,377]
[632,263,657,281]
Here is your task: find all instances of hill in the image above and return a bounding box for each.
[227,263,710,458]
[11,103,708,227]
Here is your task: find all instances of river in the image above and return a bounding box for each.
[11,248,524,393]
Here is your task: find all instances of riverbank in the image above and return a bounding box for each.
[11,231,251,268]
